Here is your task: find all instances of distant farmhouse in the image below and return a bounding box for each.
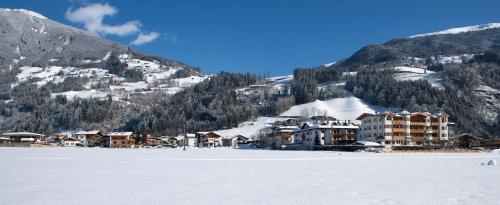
[106,132,135,148]
[196,132,221,147]
[74,130,103,147]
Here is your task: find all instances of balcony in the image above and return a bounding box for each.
[410,122,426,126]
[410,129,425,134]
[393,128,406,132]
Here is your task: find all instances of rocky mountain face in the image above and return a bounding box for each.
[0,8,208,134]
[0,8,130,69]
[333,26,500,70]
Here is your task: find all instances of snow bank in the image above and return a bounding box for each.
[280,96,388,122]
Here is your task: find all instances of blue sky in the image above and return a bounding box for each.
[2,0,500,75]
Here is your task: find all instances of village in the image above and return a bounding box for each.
[1,111,499,152]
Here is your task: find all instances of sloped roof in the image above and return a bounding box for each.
[1,132,45,137]
[75,130,101,135]
[108,132,133,136]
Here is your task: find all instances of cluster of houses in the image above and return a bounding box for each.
[264,111,499,151]
[0,129,252,149]
[1,111,499,151]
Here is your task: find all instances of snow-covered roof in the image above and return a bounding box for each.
[1,132,45,137]
[75,130,101,135]
[108,132,133,136]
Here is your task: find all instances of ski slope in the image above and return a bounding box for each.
[0,148,499,205]
[280,96,388,122]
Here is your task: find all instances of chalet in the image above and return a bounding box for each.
[0,132,45,147]
[196,132,221,147]
[266,125,299,149]
[62,137,80,147]
[74,130,103,147]
[56,132,73,142]
[222,135,251,147]
[108,132,135,148]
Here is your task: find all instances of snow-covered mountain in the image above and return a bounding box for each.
[0,8,207,102]
[410,23,500,38]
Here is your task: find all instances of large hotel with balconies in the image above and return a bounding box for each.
[356,111,450,147]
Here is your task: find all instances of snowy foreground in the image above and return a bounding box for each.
[1,148,499,205]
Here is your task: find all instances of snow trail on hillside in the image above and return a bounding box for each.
[410,23,500,38]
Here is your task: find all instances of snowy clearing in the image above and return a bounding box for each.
[0,148,499,205]
[393,66,444,89]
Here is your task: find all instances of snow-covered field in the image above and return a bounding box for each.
[1,148,498,205]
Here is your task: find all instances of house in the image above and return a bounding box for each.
[357,111,450,147]
[74,130,103,147]
[108,132,135,148]
[62,137,80,147]
[266,125,299,149]
[0,132,45,147]
[176,134,196,147]
[292,120,359,150]
[222,135,251,147]
[196,132,221,147]
[145,135,163,147]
